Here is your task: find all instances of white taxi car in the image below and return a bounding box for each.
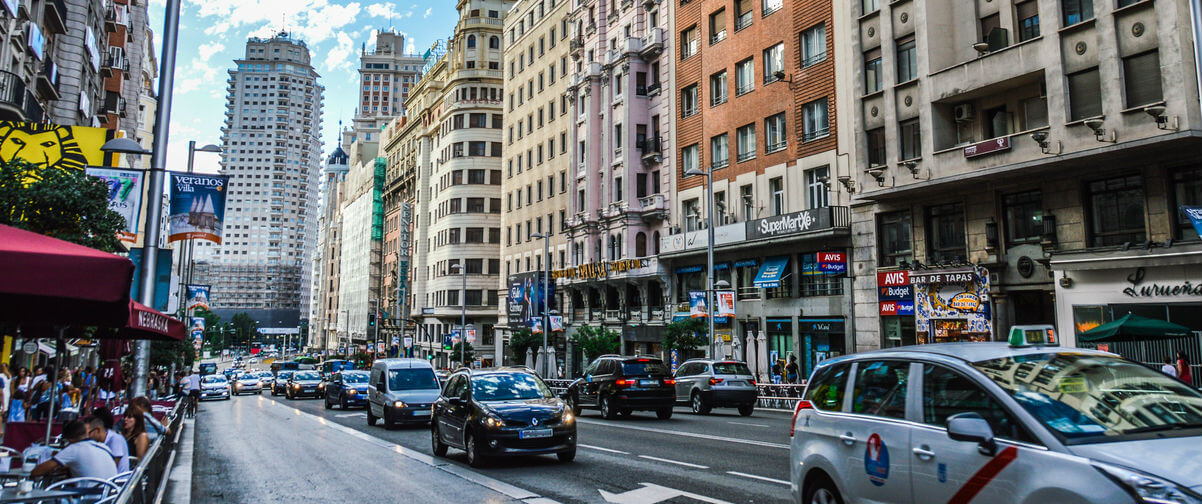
[790,342,1202,504]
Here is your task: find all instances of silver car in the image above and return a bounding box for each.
[673,359,758,416]
[233,373,263,395]
[790,342,1202,504]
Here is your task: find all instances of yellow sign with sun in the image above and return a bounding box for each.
[0,121,118,179]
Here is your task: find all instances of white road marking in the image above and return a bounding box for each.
[726,471,790,485]
[636,455,709,469]
[727,421,769,428]
[578,444,630,455]
[577,419,789,449]
[335,412,366,418]
[598,483,732,504]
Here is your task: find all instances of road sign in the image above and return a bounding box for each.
[403,337,413,348]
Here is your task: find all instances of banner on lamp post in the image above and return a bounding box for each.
[688,291,708,318]
[716,291,735,317]
[168,173,228,244]
[86,167,144,243]
[549,315,564,332]
[185,284,210,312]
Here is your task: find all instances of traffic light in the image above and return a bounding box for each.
[368,313,376,327]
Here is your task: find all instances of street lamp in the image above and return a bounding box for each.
[530,232,551,377]
[684,165,718,358]
[449,263,467,368]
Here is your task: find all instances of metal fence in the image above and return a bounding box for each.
[543,379,808,410]
[1098,334,1202,389]
[114,400,184,504]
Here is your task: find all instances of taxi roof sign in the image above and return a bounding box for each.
[1009,325,1058,347]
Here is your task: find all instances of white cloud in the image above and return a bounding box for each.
[405,40,415,53]
[423,7,432,18]
[366,2,397,18]
[197,41,224,62]
[323,31,356,73]
[175,58,220,95]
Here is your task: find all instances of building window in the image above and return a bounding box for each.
[1172,166,1202,240]
[896,36,918,84]
[681,84,699,117]
[763,0,782,15]
[864,48,882,94]
[1087,175,1146,247]
[1062,0,1093,27]
[740,185,754,220]
[710,70,728,106]
[802,99,829,142]
[800,24,826,67]
[765,112,787,153]
[763,43,784,83]
[862,0,878,15]
[736,123,756,162]
[1123,51,1163,108]
[735,58,755,95]
[681,25,698,59]
[878,210,912,267]
[734,0,753,30]
[1016,1,1039,42]
[805,166,829,209]
[899,119,921,161]
[926,203,966,263]
[1003,190,1043,245]
[682,143,699,175]
[769,176,784,215]
[684,198,701,231]
[711,133,729,169]
[1068,67,1102,121]
[800,253,843,297]
[709,8,727,44]
[866,127,886,167]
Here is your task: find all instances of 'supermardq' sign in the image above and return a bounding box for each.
[746,208,834,240]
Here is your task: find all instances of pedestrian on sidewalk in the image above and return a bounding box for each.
[785,356,799,384]
[1177,352,1193,386]
[7,375,25,424]
[1162,358,1178,377]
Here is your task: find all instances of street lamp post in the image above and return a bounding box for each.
[530,233,551,377]
[450,263,466,367]
[684,165,718,358]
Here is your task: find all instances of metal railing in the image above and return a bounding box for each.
[114,399,184,504]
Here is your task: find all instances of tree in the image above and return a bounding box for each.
[450,342,475,366]
[662,317,709,352]
[230,313,257,350]
[508,327,541,362]
[150,339,194,371]
[570,326,620,361]
[0,159,126,253]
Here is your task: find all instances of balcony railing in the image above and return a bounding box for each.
[44,0,67,34]
[641,28,664,60]
[0,71,28,121]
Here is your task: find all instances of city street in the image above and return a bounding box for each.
[192,370,793,504]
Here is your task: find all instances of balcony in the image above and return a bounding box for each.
[603,200,629,218]
[36,61,59,100]
[638,193,668,221]
[101,52,124,77]
[637,137,662,164]
[44,0,67,34]
[570,36,584,59]
[640,28,663,60]
[569,210,598,229]
[623,36,643,55]
[0,71,29,122]
[101,91,123,115]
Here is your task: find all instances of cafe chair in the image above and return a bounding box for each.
[107,472,133,487]
[45,477,120,504]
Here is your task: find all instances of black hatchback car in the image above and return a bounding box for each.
[286,371,323,399]
[565,356,676,419]
[431,368,576,468]
[271,371,294,396]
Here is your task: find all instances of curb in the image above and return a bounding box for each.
[160,416,194,504]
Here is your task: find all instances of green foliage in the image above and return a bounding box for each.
[450,342,475,365]
[570,326,620,360]
[662,317,709,352]
[150,339,194,370]
[508,328,542,361]
[0,160,126,253]
[230,312,258,348]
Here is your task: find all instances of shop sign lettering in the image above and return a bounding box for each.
[1122,267,1202,298]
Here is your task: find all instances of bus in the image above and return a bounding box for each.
[320,359,355,378]
[198,362,218,376]
[269,361,300,377]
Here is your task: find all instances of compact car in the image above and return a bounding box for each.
[673,359,758,416]
[565,355,675,419]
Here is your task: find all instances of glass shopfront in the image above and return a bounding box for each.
[799,319,845,377]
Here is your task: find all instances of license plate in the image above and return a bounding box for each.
[519,428,552,439]
[639,379,657,387]
[412,409,431,416]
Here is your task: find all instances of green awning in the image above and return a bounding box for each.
[1078,313,1194,343]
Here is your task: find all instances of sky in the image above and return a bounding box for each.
[148,0,460,174]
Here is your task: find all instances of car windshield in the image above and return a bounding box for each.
[973,353,1202,444]
[343,373,368,384]
[293,372,320,381]
[471,373,552,401]
[713,362,752,375]
[239,375,258,381]
[622,360,671,376]
[202,376,226,384]
[277,372,293,379]
[388,369,439,391]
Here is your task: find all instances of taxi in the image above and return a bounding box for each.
[789,336,1202,504]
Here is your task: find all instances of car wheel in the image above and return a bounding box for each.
[324,396,331,409]
[557,446,576,463]
[738,405,755,417]
[804,473,844,504]
[656,407,674,420]
[619,408,632,417]
[566,393,582,416]
[691,391,711,415]
[383,409,394,429]
[340,398,347,410]
[599,395,617,420]
[367,407,378,426]
[431,422,448,457]
[465,431,486,468]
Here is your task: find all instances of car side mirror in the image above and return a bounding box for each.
[448,397,464,406]
[946,412,997,456]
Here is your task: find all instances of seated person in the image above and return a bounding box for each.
[32,419,118,482]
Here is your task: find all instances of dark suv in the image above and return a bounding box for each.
[431,367,576,467]
[565,356,676,420]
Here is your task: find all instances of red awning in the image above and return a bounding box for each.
[0,224,134,327]
[119,300,185,341]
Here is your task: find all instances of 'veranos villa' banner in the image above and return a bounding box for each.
[0,122,118,179]
[168,173,228,243]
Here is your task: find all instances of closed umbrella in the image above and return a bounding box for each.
[1079,313,1193,343]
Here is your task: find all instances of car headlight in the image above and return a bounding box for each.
[292,384,300,389]
[485,415,504,428]
[347,389,357,395]
[561,409,574,424]
[1095,462,1202,504]
[318,384,325,390]
[393,400,406,408]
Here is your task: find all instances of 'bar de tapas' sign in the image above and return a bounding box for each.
[963,136,1011,158]
[909,267,976,284]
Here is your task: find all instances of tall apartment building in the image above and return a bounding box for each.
[499,0,572,353]
[342,30,424,148]
[0,0,71,124]
[337,140,383,349]
[409,0,513,368]
[99,0,149,138]
[310,146,349,351]
[846,0,1202,357]
[660,0,854,377]
[562,0,676,367]
[197,32,324,331]
[47,0,107,127]
[380,114,420,349]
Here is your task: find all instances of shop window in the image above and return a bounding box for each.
[1172,165,1202,240]
[878,210,912,267]
[1003,190,1043,245]
[766,319,793,366]
[1087,175,1146,247]
[882,316,915,348]
[800,253,843,297]
[926,203,966,263]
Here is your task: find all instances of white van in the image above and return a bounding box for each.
[367,359,442,428]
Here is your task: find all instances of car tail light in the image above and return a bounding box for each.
[750,379,756,386]
[790,400,814,437]
[615,378,636,387]
[709,378,724,385]
[662,379,676,385]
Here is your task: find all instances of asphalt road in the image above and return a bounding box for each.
[194,365,794,504]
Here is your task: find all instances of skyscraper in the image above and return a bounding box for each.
[342,30,424,149]
[196,32,324,332]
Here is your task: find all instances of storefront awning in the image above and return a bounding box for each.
[753,256,790,288]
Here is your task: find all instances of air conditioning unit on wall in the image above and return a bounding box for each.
[954,103,975,123]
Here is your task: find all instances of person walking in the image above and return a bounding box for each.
[785,356,800,384]
[0,364,9,438]
[14,367,29,395]
[1162,358,1178,378]
[1177,352,1193,386]
[7,376,24,423]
